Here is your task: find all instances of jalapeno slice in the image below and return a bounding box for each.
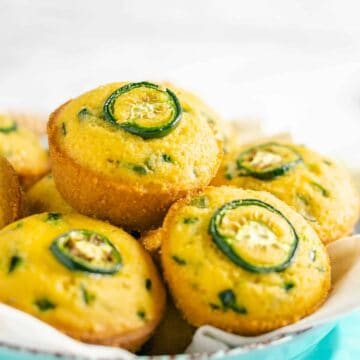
[50,229,122,274]
[103,81,182,139]
[209,199,299,273]
[0,116,17,134]
[236,143,302,180]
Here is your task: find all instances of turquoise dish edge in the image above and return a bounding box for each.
[0,322,335,360]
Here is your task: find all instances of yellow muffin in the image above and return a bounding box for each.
[0,156,22,228]
[0,113,50,189]
[212,141,360,244]
[48,82,223,231]
[0,213,166,351]
[161,186,330,335]
[26,173,73,215]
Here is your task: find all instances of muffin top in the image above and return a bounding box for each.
[213,141,360,243]
[0,213,165,343]
[161,186,330,334]
[0,113,49,178]
[49,82,222,190]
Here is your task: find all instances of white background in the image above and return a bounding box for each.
[1,0,360,165]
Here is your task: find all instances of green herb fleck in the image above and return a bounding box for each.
[323,159,332,166]
[162,154,173,163]
[144,157,155,171]
[107,158,120,166]
[35,298,56,311]
[283,281,295,292]
[131,164,148,175]
[46,212,62,222]
[183,217,199,224]
[0,121,17,134]
[80,285,96,305]
[297,193,309,206]
[77,108,93,121]
[225,173,234,180]
[11,221,23,230]
[145,278,152,291]
[218,289,247,314]
[61,122,67,136]
[107,159,150,175]
[137,310,146,320]
[171,255,187,266]
[8,255,22,273]
[296,195,316,222]
[190,196,209,209]
[310,182,329,197]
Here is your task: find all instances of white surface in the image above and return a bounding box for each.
[0,0,359,164]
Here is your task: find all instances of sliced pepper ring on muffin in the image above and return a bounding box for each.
[161,186,331,335]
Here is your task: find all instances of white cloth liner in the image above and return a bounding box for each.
[0,303,135,359]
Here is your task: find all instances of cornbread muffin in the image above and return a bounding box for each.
[0,156,22,228]
[0,113,50,189]
[161,186,330,335]
[48,81,223,231]
[0,213,166,351]
[212,141,360,244]
[26,173,73,215]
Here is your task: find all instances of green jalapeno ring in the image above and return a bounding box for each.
[50,229,122,275]
[0,121,17,134]
[236,143,302,180]
[103,81,182,139]
[208,199,299,273]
